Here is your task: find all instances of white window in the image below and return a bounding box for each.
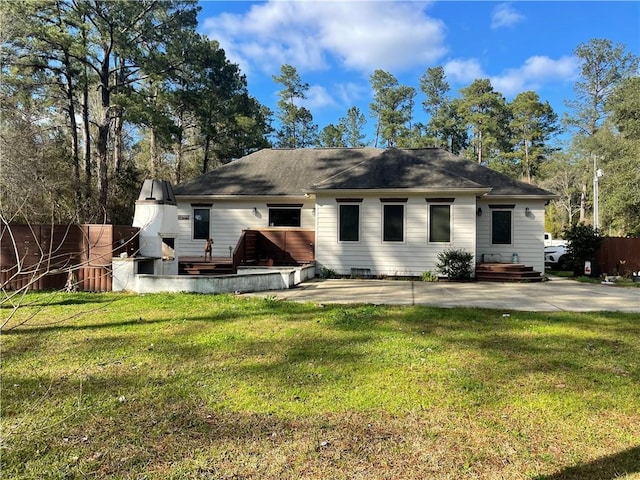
[429,204,451,243]
[339,204,360,242]
[268,207,301,227]
[492,209,512,245]
[193,208,210,240]
[382,203,405,242]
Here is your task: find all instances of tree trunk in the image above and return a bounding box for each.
[174,112,184,184]
[580,184,586,223]
[150,127,159,177]
[82,74,92,213]
[112,109,123,174]
[524,139,531,183]
[202,132,211,174]
[97,121,109,214]
[96,56,111,216]
[112,59,126,175]
[62,53,82,221]
[80,24,92,218]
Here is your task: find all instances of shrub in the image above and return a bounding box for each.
[436,248,474,281]
[320,267,338,279]
[562,223,603,275]
[420,271,439,282]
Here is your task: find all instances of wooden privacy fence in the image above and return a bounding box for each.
[0,224,139,292]
[595,237,640,276]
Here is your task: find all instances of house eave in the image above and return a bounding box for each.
[175,194,313,202]
[482,194,558,201]
[307,187,493,196]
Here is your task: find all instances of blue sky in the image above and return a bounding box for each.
[197,1,640,143]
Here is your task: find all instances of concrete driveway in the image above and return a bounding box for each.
[245,276,640,312]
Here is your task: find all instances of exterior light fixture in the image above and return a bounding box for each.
[525,207,532,217]
[253,207,258,216]
[477,207,482,216]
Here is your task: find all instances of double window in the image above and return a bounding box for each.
[268,205,301,227]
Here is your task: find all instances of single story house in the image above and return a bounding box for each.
[172,147,556,277]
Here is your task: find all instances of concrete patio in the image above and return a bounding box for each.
[244,276,640,313]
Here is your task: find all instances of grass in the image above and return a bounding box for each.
[2,292,639,479]
[547,269,640,287]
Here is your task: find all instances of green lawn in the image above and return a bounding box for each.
[2,292,639,479]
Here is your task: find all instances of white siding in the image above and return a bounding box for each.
[175,194,546,275]
[176,199,316,257]
[475,199,546,272]
[315,194,477,276]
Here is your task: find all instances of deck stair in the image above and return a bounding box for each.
[178,256,235,275]
[476,263,543,282]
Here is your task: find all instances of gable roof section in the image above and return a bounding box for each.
[173,148,373,196]
[173,147,556,198]
[409,148,555,197]
[310,148,485,191]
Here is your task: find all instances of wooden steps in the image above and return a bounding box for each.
[179,257,234,275]
[475,263,543,282]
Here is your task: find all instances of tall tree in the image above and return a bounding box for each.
[0,72,77,223]
[2,1,272,222]
[421,66,449,119]
[369,70,415,147]
[595,77,640,235]
[78,0,199,213]
[564,38,639,138]
[2,0,86,218]
[338,106,367,147]
[539,152,584,232]
[457,79,510,164]
[295,107,319,147]
[563,38,639,233]
[507,91,559,182]
[317,123,345,147]
[272,64,312,148]
[420,67,467,153]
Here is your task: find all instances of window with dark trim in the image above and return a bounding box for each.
[193,208,210,240]
[492,210,512,244]
[339,204,359,242]
[383,204,404,242]
[269,208,301,227]
[429,204,451,243]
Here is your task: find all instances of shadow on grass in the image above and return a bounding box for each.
[534,445,640,479]
[2,317,172,335]
[3,299,317,336]
[0,292,117,309]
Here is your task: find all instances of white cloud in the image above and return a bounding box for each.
[491,56,580,95]
[445,55,580,96]
[333,82,370,107]
[201,1,447,75]
[444,59,485,84]
[302,85,339,111]
[491,3,525,29]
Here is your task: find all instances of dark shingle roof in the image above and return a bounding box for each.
[173,148,373,196]
[311,148,485,191]
[172,148,555,198]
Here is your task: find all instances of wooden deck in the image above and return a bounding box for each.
[476,263,543,282]
[178,256,234,275]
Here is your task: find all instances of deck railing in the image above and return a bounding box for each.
[232,228,315,270]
